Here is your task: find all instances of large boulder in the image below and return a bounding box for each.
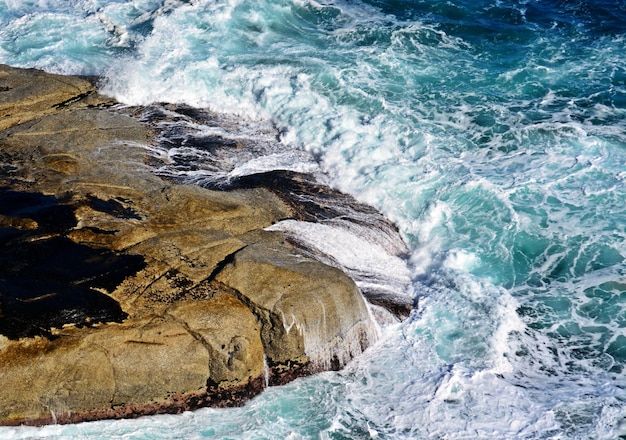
[0,65,410,425]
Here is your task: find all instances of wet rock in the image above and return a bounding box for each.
[214,242,379,383]
[0,65,411,426]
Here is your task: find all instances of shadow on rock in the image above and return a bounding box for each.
[0,188,144,339]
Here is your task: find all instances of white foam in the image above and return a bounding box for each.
[443,249,478,273]
[227,151,319,176]
[0,11,110,74]
[322,294,565,439]
[266,219,412,299]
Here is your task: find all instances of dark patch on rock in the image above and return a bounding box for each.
[1,232,145,293]
[52,91,95,109]
[206,247,243,283]
[140,105,167,123]
[365,293,415,320]
[164,268,194,290]
[265,358,313,386]
[185,134,239,152]
[0,230,141,339]
[87,195,142,220]
[204,375,266,407]
[0,275,128,339]
[215,169,379,222]
[170,104,215,123]
[0,188,145,339]
[0,187,76,233]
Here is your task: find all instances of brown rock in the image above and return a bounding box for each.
[0,64,408,426]
[215,242,379,383]
[0,292,264,425]
[0,64,113,131]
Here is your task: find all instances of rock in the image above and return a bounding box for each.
[215,242,378,382]
[0,64,113,131]
[0,64,410,426]
[0,294,265,425]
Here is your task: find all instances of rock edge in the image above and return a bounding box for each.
[0,65,412,426]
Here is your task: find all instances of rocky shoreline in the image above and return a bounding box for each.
[0,65,413,426]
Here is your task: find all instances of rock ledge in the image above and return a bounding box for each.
[0,65,412,426]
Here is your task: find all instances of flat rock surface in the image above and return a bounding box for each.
[0,64,411,426]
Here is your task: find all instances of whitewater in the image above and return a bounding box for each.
[1,0,625,438]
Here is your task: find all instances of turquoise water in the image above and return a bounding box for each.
[1,0,625,438]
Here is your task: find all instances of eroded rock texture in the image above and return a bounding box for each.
[0,65,412,425]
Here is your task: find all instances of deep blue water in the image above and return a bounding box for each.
[1,0,625,438]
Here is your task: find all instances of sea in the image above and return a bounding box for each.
[1,0,625,438]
